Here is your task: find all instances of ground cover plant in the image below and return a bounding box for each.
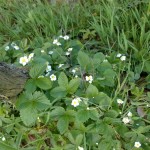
[0,0,150,149]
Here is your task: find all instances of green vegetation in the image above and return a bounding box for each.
[0,0,150,149]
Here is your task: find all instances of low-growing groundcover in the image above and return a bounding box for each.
[0,35,150,150]
[0,0,150,150]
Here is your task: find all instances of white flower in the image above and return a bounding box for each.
[72,69,76,74]
[2,137,6,141]
[50,74,56,81]
[103,59,108,62]
[38,75,44,78]
[5,46,9,51]
[89,76,93,83]
[14,45,19,50]
[67,48,73,52]
[127,112,132,117]
[86,75,93,84]
[96,143,98,145]
[63,35,69,40]
[76,97,81,102]
[66,52,70,56]
[46,65,52,72]
[116,53,122,57]
[58,64,64,68]
[134,142,141,148]
[53,39,58,44]
[87,107,90,110]
[117,99,124,104]
[53,39,61,46]
[71,99,79,107]
[56,42,61,46]
[40,49,44,53]
[75,75,78,78]
[19,56,29,66]
[59,35,63,38]
[78,146,84,150]
[120,56,126,61]
[122,117,130,124]
[37,117,41,122]
[49,51,53,55]
[11,42,16,47]
[71,98,81,107]
[28,53,34,60]
[86,76,90,81]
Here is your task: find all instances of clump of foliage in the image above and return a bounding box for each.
[0,0,150,150]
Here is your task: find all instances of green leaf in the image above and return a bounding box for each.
[58,72,68,88]
[124,131,136,138]
[144,61,150,72]
[17,92,50,111]
[86,84,99,98]
[66,133,75,144]
[20,105,38,126]
[35,77,52,90]
[93,52,105,67]
[137,126,150,134]
[50,86,67,98]
[67,78,81,94]
[75,134,83,146]
[77,109,89,122]
[77,51,90,69]
[57,116,69,134]
[29,63,47,78]
[0,142,17,150]
[105,110,119,118]
[97,62,112,72]
[89,109,99,120]
[32,91,51,111]
[98,139,113,150]
[24,79,36,93]
[50,107,65,119]
[95,92,111,110]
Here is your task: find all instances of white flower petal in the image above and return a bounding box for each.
[72,69,76,73]
[127,112,132,117]
[5,46,9,51]
[19,56,29,66]
[116,53,122,57]
[53,39,58,44]
[41,50,45,53]
[120,56,126,61]
[122,117,130,124]
[71,98,81,107]
[2,137,6,141]
[50,74,57,81]
[46,65,52,72]
[78,146,84,150]
[58,64,64,68]
[14,45,19,50]
[134,142,141,148]
[63,35,69,40]
[67,48,73,52]
[49,51,53,55]
[66,52,70,56]
[56,42,61,46]
[117,99,124,104]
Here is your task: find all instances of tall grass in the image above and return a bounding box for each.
[0,0,150,56]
